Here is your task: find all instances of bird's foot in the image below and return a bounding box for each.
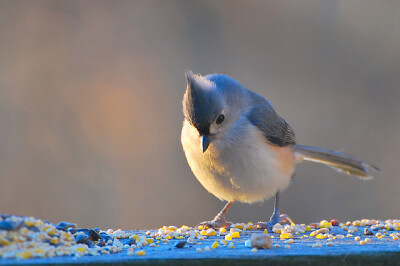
[197,215,232,229]
[253,214,294,230]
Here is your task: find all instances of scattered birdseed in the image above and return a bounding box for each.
[284,239,294,244]
[231,231,240,238]
[136,250,145,256]
[330,220,340,226]
[205,229,216,236]
[225,234,233,241]
[250,233,272,249]
[2,215,400,261]
[211,241,219,249]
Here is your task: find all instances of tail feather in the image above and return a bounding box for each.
[293,144,379,179]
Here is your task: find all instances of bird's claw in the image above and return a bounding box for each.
[253,214,294,230]
[197,215,231,229]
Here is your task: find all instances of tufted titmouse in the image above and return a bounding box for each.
[181,71,378,229]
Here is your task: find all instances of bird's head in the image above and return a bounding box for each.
[182,71,234,153]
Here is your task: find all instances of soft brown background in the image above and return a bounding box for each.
[0,0,399,229]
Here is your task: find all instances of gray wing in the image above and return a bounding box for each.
[247,104,296,147]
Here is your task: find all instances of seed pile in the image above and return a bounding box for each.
[1,215,400,260]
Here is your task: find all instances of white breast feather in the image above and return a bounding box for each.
[181,120,294,203]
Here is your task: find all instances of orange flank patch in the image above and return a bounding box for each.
[272,146,295,176]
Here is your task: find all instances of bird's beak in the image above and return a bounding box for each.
[201,135,212,153]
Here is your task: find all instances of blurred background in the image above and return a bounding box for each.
[0,0,399,230]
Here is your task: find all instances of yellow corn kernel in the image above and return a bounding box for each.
[359,240,366,245]
[263,229,269,234]
[50,238,58,245]
[47,229,57,236]
[354,236,360,241]
[219,227,226,233]
[231,231,240,238]
[251,248,258,253]
[225,234,232,241]
[146,238,154,244]
[211,241,219,249]
[305,226,313,231]
[228,242,235,249]
[393,236,399,241]
[234,224,243,230]
[33,248,44,255]
[136,250,145,256]
[24,220,35,227]
[320,222,333,229]
[206,229,216,236]
[245,224,253,230]
[280,233,293,239]
[316,234,327,239]
[168,226,177,231]
[16,251,32,259]
[220,240,227,245]
[198,225,204,230]
[0,237,11,246]
[165,235,172,240]
[200,230,207,236]
[75,247,85,252]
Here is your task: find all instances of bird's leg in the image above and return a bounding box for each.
[197,201,234,229]
[254,192,294,230]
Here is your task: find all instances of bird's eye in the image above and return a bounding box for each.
[216,114,225,125]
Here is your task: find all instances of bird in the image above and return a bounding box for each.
[181,71,379,230]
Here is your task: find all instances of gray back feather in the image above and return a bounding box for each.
[247,92,296,147]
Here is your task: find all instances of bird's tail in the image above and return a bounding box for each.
[293,144,379,179]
